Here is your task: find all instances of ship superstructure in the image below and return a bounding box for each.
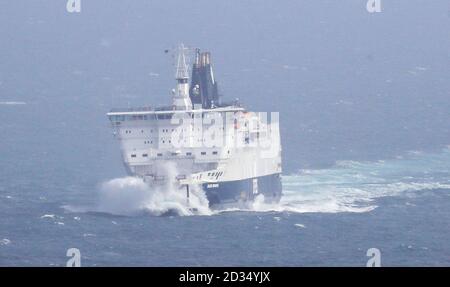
[107,45,282,207]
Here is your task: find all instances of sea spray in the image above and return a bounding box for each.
[96,162,212,216]
[65,148,450,216]
[226,148,450,214]
[96,176,212,216]
[259,148,450,214]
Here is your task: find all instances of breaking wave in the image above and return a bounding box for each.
[65,147,450,216]
[248,147,450,214]
[95,176,212,216]
[65,162,212,216]
[0,101,27,105]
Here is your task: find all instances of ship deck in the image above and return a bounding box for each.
[107,105,245,116]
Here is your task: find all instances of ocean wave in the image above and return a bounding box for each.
[65,163,212,217]
[0,101,26,105]
[271,148,450,214]
[96,176,212,216]
[65,148,450,216]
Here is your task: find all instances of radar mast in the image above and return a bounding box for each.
[172,43,193,110]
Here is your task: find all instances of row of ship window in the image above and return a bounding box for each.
[143,140,180,144]
[124,127,227,134]
[130,151,219,158]
[125,129,173,134]
[142,141,232,146]
[110,114,172,121]
[110,113,228,122]
[143,139,212,144]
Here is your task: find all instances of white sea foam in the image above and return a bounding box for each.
[91,162,212,216]
[224,148,450,215]
[96,176,211,216]
[0,101,26,105]
[66,148,450,216]
[260,148,450,214]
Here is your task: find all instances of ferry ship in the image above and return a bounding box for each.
[107,45,282,208]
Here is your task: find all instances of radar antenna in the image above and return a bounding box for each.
[175,43,189,80]
[171,43,193,110]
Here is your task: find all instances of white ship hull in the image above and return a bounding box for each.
[107,47,282,207]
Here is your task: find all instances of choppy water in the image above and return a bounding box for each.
[1,147,450,266]
[1,0,449,266]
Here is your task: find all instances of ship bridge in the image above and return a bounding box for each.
[106,47,282,206]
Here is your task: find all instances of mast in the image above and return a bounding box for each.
[172,43,193,110]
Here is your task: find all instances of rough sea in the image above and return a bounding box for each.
[1,1,449,266]
[1,102,449,266]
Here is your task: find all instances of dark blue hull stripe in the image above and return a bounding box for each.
[202,173,282,207]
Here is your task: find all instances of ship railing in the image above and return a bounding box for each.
[109,107,153,113]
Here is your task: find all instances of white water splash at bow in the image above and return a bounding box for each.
[65,148,450,216]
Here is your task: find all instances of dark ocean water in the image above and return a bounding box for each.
[1,121,449,266]
[1,1,450,266]
[2,189,450,267]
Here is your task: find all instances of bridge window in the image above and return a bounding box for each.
[131,154,136,158]
[186,152,192,156]
[157,153,163,157]
[201,152,206,155]
[212,151,218,155]
[142,154,148,157]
